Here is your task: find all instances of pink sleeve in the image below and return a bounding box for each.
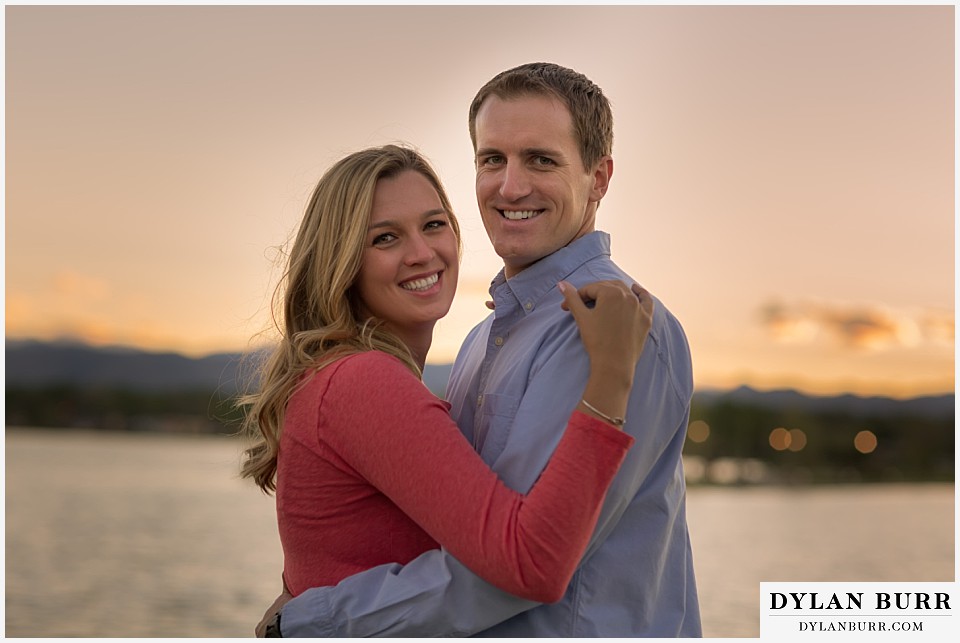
[314,351,634,603]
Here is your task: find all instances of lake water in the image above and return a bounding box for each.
[4,428,955,638]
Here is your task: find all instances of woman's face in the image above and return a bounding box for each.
[354,170,459,336]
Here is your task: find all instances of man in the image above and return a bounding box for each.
[262,62,701,637]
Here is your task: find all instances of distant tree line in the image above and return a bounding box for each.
[5,384,954,484]
[686,396,954,484]
[5,385,242,435]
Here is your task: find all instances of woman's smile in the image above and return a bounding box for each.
[400,271,442,292]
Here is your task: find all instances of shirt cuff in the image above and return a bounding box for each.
[280,587,336,638]
[571,409,636,450]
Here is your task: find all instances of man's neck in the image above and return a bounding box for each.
[502,230,599,280]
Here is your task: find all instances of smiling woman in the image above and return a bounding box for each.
[354,170,460,366]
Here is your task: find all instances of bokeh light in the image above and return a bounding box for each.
[688,420,711,443]
[787,429,807,452]
[854,430,878,454]
[769,427,791,451]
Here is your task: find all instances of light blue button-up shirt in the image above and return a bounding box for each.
[281,231,702,637]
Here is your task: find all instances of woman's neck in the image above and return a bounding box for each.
[391,323,434,372]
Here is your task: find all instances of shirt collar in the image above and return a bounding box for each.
[488,231,611,315]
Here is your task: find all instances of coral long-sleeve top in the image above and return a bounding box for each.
[276,351,633,603]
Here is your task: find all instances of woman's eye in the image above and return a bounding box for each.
[372,233,396,246]
[425,219,447,231]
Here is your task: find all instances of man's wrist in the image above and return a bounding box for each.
[264,610,283,637]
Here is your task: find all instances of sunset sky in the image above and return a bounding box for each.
[5,5,955,398]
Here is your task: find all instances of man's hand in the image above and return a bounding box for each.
[256,588,293,637]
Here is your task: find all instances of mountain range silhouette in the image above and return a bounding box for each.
[5,339,952,418]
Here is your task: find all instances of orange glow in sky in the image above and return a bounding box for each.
[5,5,954,398]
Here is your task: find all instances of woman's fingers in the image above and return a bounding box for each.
[558,280,589,315]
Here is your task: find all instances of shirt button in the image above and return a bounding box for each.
[524,301,534,311]
[494,336,504,346]
[477,395,483,407]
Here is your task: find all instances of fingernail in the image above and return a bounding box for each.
[557,281,567,293]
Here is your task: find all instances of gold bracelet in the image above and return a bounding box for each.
[581,399,625,427]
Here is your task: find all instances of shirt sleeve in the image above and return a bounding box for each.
[282,316,686,638]
[308,351,633,603]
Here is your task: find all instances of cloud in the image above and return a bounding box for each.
[6,271,113,340]
[760,301,953,351]
[916,310,955,344]
[7,274,247,356]
[52,270,110,301]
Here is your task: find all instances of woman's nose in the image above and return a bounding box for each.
[404,233,436,265]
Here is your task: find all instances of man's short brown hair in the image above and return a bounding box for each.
[468,62,614,170]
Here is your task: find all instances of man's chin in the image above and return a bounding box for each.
[498,254,544,278]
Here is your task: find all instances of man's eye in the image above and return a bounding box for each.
[534,156,554,166]
[483,155,505,166]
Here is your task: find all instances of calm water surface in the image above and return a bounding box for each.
[5,428,954,638]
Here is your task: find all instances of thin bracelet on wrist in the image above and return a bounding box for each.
[581,399,626,427]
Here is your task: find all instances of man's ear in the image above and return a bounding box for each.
[589,156,613,203]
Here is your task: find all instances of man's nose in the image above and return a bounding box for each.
[498,163,532,201]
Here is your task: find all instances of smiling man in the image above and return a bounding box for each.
[473,91,608,278]
[263,62,702,638]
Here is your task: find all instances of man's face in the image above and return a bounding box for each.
[473,94,611,278]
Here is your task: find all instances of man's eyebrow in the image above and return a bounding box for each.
[367,209,447,231]
[475,146,565,158]
[524,147,564,159]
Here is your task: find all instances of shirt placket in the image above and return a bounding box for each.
[471,290,520,453]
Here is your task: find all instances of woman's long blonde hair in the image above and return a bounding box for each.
[240,144,461,493]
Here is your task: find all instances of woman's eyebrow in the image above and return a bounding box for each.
[367,209,446,231]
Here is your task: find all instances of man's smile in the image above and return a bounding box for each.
[499,209,544,221]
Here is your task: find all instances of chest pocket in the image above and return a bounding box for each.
[474,392,521,463]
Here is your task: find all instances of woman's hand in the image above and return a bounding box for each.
[559,280,653,373]
[559,280,654,428]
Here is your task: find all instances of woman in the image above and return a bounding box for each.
[240,144,652,613]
